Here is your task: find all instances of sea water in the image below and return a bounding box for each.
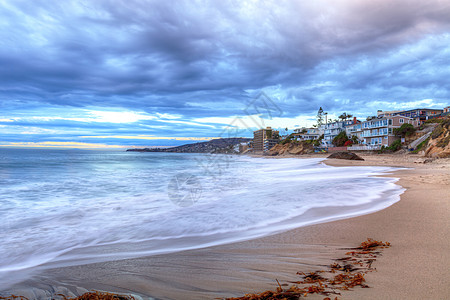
[0,149,404,289]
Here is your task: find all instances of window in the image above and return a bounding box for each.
[388,119,392,125]
[399,118,404,123]
[385,136,388,139]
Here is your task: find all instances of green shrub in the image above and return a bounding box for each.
[386,139,402,152]
[378,140,402,153]
[313,134,324,147]
[332,131,349,147]
[351,135,359,144]
[394,123,416,137]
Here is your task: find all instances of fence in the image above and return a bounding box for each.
[347,145,381,151]
[327,146,349,152]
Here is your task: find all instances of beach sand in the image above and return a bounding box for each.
[5,154,450,300]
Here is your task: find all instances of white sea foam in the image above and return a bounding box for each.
[0,150,404,290]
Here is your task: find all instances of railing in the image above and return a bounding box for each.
[362,131,389,137]
[347,145,382,151]
[408,131,432,149]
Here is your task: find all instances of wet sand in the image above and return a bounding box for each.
[3,154,449,300]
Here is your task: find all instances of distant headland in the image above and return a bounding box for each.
[126,138,251,154]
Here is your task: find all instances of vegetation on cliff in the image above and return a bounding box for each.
[424,117,450,158]
[394,123,416,137]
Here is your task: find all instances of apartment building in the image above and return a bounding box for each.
[253,127,280,152]
[361,115,419,146]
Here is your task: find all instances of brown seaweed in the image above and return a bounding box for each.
[57,291,136,300]
[225,238,391,300]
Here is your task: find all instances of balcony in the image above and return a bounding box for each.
[362,129,389,137]
[362,120,389,129]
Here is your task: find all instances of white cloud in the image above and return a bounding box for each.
[193,114,317,132]
[86,110,156,123]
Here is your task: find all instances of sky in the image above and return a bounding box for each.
[1,0,449,149]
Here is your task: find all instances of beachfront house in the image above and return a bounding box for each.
[376,110,402,118]
[253,127,280,152]
[393,108,443,124]
[377,108,443,125]
[360,115,419,147]
[345,120,363,142]
[323,120,354,146]
[292,127,323,141]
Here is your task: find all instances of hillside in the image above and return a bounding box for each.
[424,117,450,158]
[126,138,251,154]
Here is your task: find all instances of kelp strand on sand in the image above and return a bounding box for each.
[225,238,391,300]
[57,291,136,300]
[0,291,136,300]
[0,296,29,300]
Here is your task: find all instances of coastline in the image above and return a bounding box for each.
[3,154,449,299]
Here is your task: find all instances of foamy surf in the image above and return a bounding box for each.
[0,149,404,290]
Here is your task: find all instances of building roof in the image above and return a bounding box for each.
[395,108,443,113]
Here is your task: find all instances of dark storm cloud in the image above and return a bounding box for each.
[0,0,449,146]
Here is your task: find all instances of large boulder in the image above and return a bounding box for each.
[327,152,364,161]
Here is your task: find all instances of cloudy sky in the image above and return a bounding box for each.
[1,0,449,148]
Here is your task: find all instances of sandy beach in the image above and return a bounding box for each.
[5,153,450,300]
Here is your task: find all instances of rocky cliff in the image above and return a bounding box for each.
[266,141,314,156]
[424,118,450,158]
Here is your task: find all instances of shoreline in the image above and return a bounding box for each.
[317,154,450,299]
[2,154,449,299]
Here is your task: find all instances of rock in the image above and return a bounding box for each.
[266,141,314,156]
[327,152,364,161]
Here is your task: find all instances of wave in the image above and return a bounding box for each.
[0,152,404,289]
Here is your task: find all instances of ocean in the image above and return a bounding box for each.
[0,149,404,290]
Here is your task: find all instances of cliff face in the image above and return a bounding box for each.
[424,118,450,158]
[266,141,314,156]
